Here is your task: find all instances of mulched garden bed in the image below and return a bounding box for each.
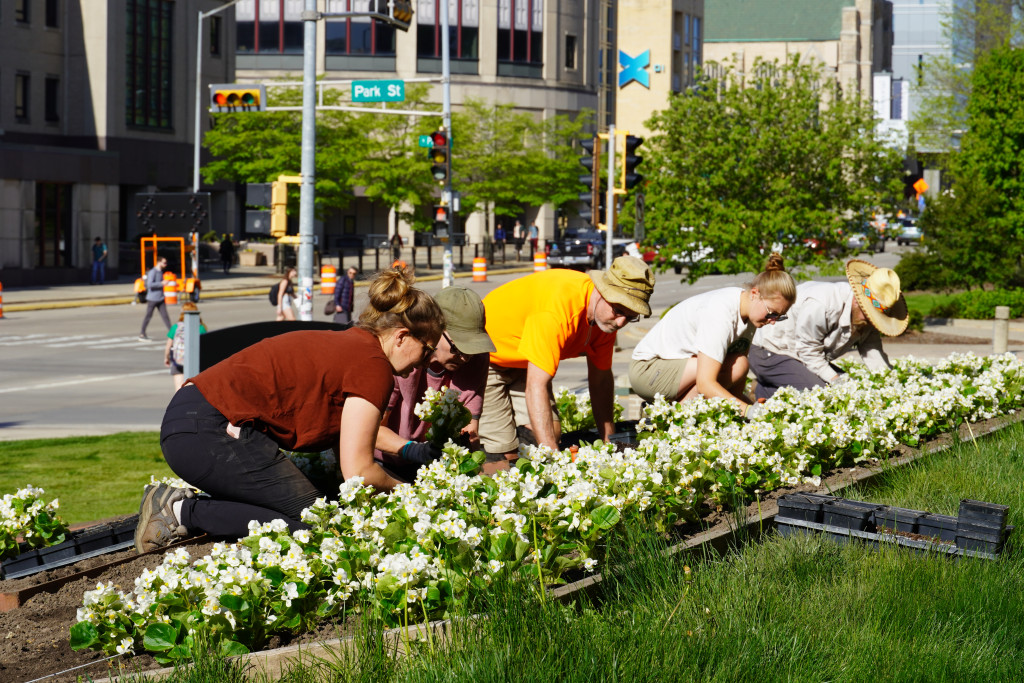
[1,412,1019,683]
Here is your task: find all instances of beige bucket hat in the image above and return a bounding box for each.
[588,255,655,317]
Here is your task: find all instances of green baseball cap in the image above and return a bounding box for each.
[434,286,496,355]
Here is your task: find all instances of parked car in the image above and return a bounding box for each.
[546,229,607,270]
[845,226,885,254]
[896,219,923,246]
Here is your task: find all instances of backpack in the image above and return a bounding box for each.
[268,283,279,306]
[170,324,186,365]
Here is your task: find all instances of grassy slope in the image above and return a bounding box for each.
[0,431,171,524]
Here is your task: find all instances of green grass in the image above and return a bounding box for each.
[114,422,1024,682]
[0,431,171,524]
[904,291,960,318]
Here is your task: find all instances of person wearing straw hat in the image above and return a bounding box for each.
[747,259,909,400]
[629,253,796,418]
[479,256,655,462]
[374,286,496,480]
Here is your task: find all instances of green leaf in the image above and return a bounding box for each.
[219,639,250,657]
[143,622,179,652]
[69,621,99,650]
[590,505,621,530]
[219,594,251,613]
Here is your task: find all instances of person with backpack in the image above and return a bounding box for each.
[164,302,208,391]
[273,267,297,321]
[134,267,446,552]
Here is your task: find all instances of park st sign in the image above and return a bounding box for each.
[351,79,406,103]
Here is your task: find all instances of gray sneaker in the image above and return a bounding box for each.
[134,484,194,553]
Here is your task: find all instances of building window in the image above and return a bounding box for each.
[210,16,222,56]
[45,76,60,122]
[46,0,59,27]
[16,0,30,23]
[565,34,576,70]
[417,0,479,60]
[236,0,309,54]
[497,0,543,64]
[324,0,396,56]
[16,72,30,122]
[126,0,173,129]
[693,17,701,66]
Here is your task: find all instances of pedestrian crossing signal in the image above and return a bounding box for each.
[209,84,267,113]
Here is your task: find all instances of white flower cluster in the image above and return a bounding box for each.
[413,387,472,444]
[74,353,1024,660]
[147,475,203,495]
[0,486,68,559]
[281,449,338,481]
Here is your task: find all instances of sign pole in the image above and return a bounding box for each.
[297,0,318,321]
[441,0,453,288]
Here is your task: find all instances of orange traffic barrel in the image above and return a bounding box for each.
[0,281,4,319]
[472,257,487,282]
[163,272,178,305]
[533,251,548,272]
[321,264,337,295]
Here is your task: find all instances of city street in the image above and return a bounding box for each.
[0,250,904,441]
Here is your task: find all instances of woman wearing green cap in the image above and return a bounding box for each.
[374,286,497,479]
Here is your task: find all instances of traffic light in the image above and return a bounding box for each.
[578,137,606,227]
[209,84,267,113]
[622,135,644,190]
[372,0,414,31]
[433,204,450,236]
[270,180,287,238]
[429,129,449,183]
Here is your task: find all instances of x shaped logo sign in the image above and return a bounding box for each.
[619,50,651,88]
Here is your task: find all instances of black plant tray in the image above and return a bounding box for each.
[776,494,1012,560]
[1,516,138,581]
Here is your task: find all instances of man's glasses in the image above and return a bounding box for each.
[610,303,641,323]
[760,296,788,322]
[443,332,466,358]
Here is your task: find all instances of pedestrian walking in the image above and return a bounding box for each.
[91,237,108,285]
[275,267,297,321]
[139,257,171,341]
[528,221,539,254]
[390,232,403,262]
[218,234,235,275]
[332,266,357,325]
[133,266,446,551]
[164,301,208,391]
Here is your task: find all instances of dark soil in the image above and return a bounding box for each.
[1,412,1019,683]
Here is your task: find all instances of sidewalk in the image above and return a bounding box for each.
[1,260,536,313]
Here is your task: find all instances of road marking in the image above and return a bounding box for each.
[0,370,166,394]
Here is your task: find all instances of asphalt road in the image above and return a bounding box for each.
[0,248,904,441]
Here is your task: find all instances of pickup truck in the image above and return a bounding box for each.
[545,229,607,270]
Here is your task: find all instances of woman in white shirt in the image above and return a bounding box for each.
[629,253,796,418]
[748,259,908,399]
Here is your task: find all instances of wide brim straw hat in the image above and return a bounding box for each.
[588,255,655,317]
[845,259,909,337]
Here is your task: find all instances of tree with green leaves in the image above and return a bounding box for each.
[451,99,591,234]
[643,56,904,282]
[202,83,361,217]
[917,44,1024,290]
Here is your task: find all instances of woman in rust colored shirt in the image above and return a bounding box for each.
[134,267,445,552]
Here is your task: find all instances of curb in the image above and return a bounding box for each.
[2,266,538,312]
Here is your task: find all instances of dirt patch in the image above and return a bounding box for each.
[1,413,1019,683]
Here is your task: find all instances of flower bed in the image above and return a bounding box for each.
[0,486,69,563]
[71,353,1024,663]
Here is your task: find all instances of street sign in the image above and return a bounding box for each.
[352,79,405,103]
[419,135,433,148]
[133,193,211,237]
[913,178,929,195]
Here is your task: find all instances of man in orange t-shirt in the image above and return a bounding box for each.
[480,256,654,463]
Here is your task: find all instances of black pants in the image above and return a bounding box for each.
[747,345,834,400]
[160,385,320,540]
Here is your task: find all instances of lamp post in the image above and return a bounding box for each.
[193,0,245,194]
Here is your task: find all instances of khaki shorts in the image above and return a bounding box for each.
[628,356,692,403]
[478,364,558,454]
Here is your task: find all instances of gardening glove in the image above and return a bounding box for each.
[744,402,766,421]
[400,440,442,465]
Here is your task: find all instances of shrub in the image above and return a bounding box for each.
[904,308,925,333]
[894,251,948,292]
[927,289,1024,320]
